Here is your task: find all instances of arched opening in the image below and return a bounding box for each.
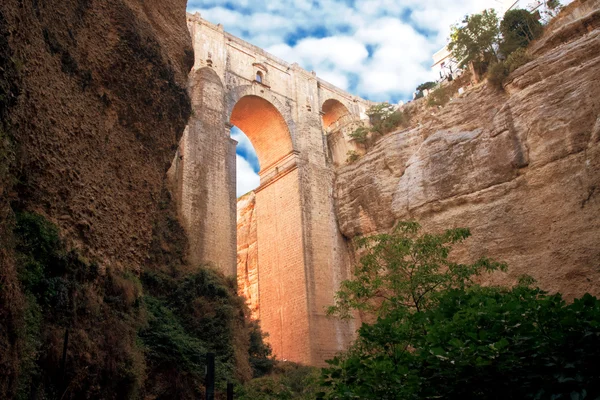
[230,127,260,197]
[321,99,357,166]
[230,95,306,360]
[321,98,350,132]
[255,71,264,83]
[230,95,293,171]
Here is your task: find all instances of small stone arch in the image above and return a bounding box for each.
[320,98,362,166]
[321,98,351,132]
[190,67,225,115]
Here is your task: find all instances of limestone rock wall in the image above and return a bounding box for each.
[1,0,192,268]
[335,19,600,300]
[0,0,192,394]
[237,192,260,319]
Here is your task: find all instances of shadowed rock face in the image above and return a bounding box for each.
[1,0,192,267]
[0,0,192,395]
[335,16,600,300]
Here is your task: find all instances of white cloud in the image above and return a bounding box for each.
[188,0,506,101]
[236,155,260,197]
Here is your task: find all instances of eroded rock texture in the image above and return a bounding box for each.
[2,0,192,268]
[335,16,600,300]
[0,0,192,396]
[237,191,260,319]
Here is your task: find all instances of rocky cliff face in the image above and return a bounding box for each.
[335,10,600,300]
[0,0,194,396]
[2,0,192,267]
[237,192,260,319]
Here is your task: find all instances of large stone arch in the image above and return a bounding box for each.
[226,84,297,151]
[226,87,310,362]
[321,98,350,131]
[229,95,293,171]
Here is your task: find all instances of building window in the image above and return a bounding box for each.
[256,71,263,83]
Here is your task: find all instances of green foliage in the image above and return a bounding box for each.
[414,286,600,399]
[426,85,454,107]
[327,221,506,320]
[11,212,275,399]
[500,9,543,56]
[13,212,145,399]
[416,81,436,92]
[141,269,243,389]
[322,222,600,399]
[346,150,360,164]
[237,362,321,400]
[488,48,532,89]
[448,9,500,68]
[488,61,510,89]
[506,46,533,72]
[415,81,437,99]
[348,126,369,144]
[366,103,410,135]
[248,320,275,378]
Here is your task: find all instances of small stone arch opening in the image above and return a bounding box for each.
[321,98,350,133]
[255,71,264,83]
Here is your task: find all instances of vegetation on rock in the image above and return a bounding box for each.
[236,362,321,400]
[6,211,274,399]
[320,222,600,399]
[500,9,544,56]
[348,102,411,153]
[448,9,501,74]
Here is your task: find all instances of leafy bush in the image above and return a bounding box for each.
[237,362,321,400]
[348,126,369,144]
[487,48,532,89]
[488,61,510,89]
[13,212,145,399]
[11,212,275,399]
[500,9,543,56]
[427,85,454,107]
[415,81,437,99]
[321,222,600,400]
[248,320,275,378]
[505,46,532,72]
[448,9,500,68]
[346,151,360,164]
[365,103,410,136]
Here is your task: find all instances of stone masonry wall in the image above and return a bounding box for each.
[178,12,369,365]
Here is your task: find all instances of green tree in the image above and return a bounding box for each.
[365,103,409,135]
[448,9,500,71]
[500,9,543,56]
[321,222,600,399]
[322,222,506,399]
[326,222,505,319]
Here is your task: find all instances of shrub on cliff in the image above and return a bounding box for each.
[13,212,146,399]
[488,48,532,89]
[448,9,501,70]
[321,222,600,399]
[236,361,321,400]
[10,211,274,399]
[500,9,543,56]
[367,103,410,135]
[427,85,454,107]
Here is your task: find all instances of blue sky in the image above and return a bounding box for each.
[186,0,505,195]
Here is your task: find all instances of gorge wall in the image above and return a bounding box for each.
[333,8,600,300]
[0,0,222,397]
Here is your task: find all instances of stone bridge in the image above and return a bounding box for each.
[168,13,373,365]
